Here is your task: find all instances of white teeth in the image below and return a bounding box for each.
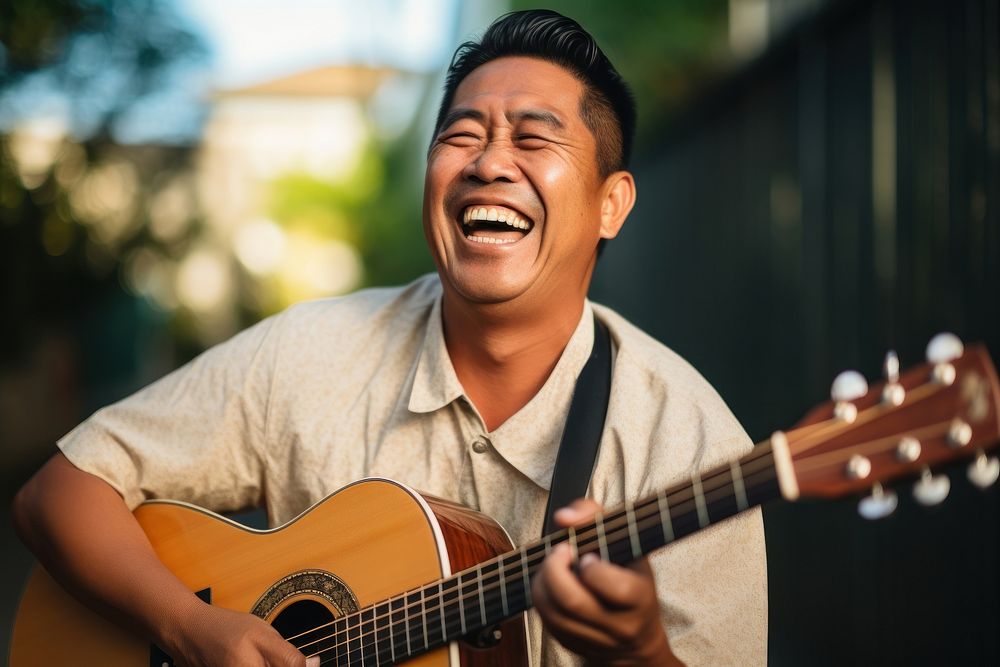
[461,205,532,231]
[467,234,517,245]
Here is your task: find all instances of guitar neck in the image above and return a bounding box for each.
[290,444,782,664]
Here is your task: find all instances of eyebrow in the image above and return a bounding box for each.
[438,108,485,133]
[510,109,564,130]
[437,107,566,133]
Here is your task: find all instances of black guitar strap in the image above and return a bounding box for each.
[541,314,613,536]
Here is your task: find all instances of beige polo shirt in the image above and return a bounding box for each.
[59,273,767,665]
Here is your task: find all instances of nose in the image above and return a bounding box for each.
[462,140,521,183]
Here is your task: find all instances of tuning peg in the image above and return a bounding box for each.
[912,467,950,506]
[831,370,867,423]
[926,333,963,385]
[881,351,905,406]
[858,482,898,520]
[926,332,964,363]
[967,450,1000,489]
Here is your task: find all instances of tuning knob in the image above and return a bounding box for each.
[832,370,867,423]
[926,332,964,363]
[926,333,963,385]
[858,482,898,520]
[881,351,905,406]
[912,467,950,506]
[967,450,1000,489]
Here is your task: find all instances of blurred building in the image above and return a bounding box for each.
[198,64,395,227]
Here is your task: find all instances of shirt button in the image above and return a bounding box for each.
[471,438,489,454]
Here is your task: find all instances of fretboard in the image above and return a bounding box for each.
[291,443,781,666]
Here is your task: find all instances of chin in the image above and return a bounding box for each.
[442,269,533,306]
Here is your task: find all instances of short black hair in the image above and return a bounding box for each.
[432,9,636,176]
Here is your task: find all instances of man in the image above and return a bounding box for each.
[14,10,766,666]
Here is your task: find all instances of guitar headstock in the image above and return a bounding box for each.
[777,335,1000,517]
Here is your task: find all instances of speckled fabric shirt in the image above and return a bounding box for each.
[59,273,767,665]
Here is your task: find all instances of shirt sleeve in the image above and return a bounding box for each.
[58,314,283,512]
[654,492,768,666]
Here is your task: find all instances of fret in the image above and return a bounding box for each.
[359,606,374,666]
[568,525,578,561]
[499,555,509,616]
[404,590,421,654]
[380,601,396,665]
[692,472,709,528]
[625,502,641,559]
[596,513,609,560]
[424,584,444,650]
[481,562,503,628]
[438,582,447,643]
[656,489,674,542]
[401,593,413,658]
[420,587,429,652]
[543,534,553,556]
[372,604,383,665]
[439,577,460,641]
[731,460,749,511]
[457,572,467,634]
[349,610,361,667]
[334,617,348,667]
[476,564,487,626]
[387,598,399,664]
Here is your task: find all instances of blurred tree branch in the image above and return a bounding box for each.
[0,0,207,368]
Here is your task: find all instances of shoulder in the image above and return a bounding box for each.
[277,273,441,331]
[594,302,727,404]
[593,302,751,467]
[279,273,441,321]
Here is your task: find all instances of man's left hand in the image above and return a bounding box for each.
[532,499,684,666]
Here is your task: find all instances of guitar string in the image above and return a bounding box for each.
[790,421,952,474]
[785,379,943,457]
[307,374,967,664]
[305,463,780,664]
[289,448,778,655]
[295,460,780,660]
[285,446,776,651]
[308,396,964,663]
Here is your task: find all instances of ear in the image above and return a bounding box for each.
[598,171,636,240]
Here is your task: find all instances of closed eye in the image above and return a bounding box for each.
[441,132,481,147]
[515,134,550,149]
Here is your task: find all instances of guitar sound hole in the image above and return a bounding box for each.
[271,599,335,640]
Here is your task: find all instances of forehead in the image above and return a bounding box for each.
[449,56,586,122]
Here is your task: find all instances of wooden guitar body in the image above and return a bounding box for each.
[9,478,529,666]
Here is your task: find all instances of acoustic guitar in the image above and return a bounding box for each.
[10,335,1000,666]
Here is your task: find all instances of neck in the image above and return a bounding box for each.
[441,290,586,431]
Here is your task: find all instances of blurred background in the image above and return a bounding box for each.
[1,0,997,664]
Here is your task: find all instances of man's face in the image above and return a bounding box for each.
[423,56,611,308]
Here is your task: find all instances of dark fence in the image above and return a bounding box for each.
[593,0,999,663]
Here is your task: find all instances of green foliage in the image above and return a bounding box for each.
[266,131,434,303]
[0,0,207,363]
[508,1,731,136]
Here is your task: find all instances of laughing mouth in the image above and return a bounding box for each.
[461,205,534,245]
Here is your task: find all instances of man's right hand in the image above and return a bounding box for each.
[167,603,318,667]
[14,454,314,667]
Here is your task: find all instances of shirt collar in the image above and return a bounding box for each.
[489,303,595,489]
[408,295,465,413]
[408,294,597,489]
